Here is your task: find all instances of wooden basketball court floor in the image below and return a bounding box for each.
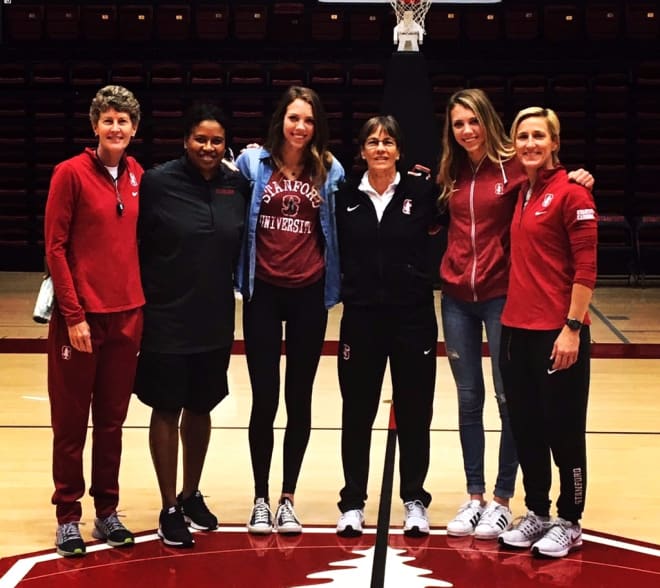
[0,272,658,586]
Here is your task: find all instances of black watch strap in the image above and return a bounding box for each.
[566,317,583,331]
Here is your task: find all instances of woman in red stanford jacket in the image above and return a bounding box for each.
[45,85,144,558]
[498,107,598,559]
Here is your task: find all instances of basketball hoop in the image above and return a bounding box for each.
[391,0,432,52]
[391,0,432,33]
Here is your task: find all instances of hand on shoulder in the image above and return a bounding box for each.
[567,168,594,191]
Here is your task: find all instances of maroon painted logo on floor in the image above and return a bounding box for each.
[1,527,659,587]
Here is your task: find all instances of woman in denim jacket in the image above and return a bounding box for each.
[235,86,344,535]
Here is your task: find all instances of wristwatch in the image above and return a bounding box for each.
[565,317,583,331]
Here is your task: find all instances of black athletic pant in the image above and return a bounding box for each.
[500,325,590,523]
[243,278,328,501]
[337,302,437,512]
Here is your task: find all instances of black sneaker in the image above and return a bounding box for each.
[56,522,86,557]
[247,498,274,535]
[177,490,218,531]
[158,505,194,548]
[275,498,303,535]
[91,512,135,547]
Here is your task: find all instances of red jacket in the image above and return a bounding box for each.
[501,166,598,330]
[45,148,145,326]
[440,157,525,302]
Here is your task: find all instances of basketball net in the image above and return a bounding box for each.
[390,0,432,34]
[391,0,431,51]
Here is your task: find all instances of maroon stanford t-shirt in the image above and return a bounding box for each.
[255,170,325,287]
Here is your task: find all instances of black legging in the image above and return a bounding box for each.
[243,278,328,501]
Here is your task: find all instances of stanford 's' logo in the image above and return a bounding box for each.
[342,343,351,360]
[282,194,301,216]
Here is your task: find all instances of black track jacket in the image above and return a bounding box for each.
[336,173,438,307]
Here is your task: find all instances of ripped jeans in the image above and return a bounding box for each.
[441,293,518,499]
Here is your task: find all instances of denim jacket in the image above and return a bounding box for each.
[235,147,344,309]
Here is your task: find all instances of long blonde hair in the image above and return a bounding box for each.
[436,88,515,206]
[264,86,333,188]
[510,106,561,166]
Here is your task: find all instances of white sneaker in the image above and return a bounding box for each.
[474,502,513,540]
[247,498,273,535]
[275,498,303,534]
[336,509,365,537]
[532,518,583,558]
[446,500,484,537]
[498,511,550,548]
[403,500,430,537]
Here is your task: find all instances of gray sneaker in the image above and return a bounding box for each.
[92,512,135,547]
[498,511,550,548]
[532,518,583,558]
[56,522,86,557]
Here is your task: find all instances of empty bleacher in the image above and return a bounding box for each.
[0,0,659,281]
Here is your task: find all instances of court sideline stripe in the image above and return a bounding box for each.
[5,338,660,358]
[589,302,630,343]
[371,404,398,588]
[2,425,658,435]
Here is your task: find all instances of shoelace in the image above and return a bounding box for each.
[188,492,212,514]
[480,504,504,524]
[543,524,568,544]
[253,502,271,524]
[278,502,298,525]
[543,520,574,544]
[59,522,82,541]
[514,513,541,534]
[455,502,480,521]
[406,500,425,519]
[101,513,127,533]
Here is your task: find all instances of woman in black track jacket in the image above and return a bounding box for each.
[334,115,439,539]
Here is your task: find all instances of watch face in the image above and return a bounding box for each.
[566,319,582,330]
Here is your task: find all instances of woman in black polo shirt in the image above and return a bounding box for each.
[136,103,248,548]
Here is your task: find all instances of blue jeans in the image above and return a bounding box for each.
[441,293,518,499]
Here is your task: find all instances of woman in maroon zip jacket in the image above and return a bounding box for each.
[498,107,597,559]
[436,89,593,540]
[45,85,143,558]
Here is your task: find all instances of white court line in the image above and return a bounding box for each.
[0,533,160,588]
[582,532,660,558]
[1,528,657,588]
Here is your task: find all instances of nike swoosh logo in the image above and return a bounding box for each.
[535,211,547,216]
[547,368,558,374]
[423,348,432,355]
[132,191,138,197]
[347,204,360,212]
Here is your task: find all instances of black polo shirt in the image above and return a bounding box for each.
[138,156,248,353]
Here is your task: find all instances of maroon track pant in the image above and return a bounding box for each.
[48,307,143,524]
